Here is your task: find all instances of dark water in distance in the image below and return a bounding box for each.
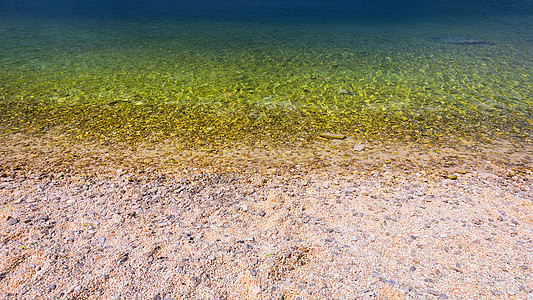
[3,0,533,21]
[1,0,532,145]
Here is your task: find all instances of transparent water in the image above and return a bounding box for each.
[1,1,532,146]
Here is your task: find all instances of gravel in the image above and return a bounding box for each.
[0,133,532,299]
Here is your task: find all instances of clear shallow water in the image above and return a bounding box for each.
[1,1,532,146]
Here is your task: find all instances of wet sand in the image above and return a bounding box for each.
[1,133,532,299]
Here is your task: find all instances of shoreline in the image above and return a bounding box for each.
[2,131,532,175]
[1,132,532,299]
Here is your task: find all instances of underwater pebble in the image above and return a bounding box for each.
[353,144,365,151]
[338,88,354,95]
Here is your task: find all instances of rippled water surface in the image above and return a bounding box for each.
[1,1,532,146]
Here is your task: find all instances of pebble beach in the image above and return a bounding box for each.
[2,0,533,298]
[1,132,532,299]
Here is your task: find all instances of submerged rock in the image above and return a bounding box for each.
[353,144,366,152]
[338,89,354,95]
[429,37,494,45]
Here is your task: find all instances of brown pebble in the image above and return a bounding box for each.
[319,132,346,140]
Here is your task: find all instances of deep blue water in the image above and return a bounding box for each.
[2,0,533,22]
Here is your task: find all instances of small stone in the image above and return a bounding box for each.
[46,284,57,292]
[447,174,458,180]
[353,144,365,152]
[428,289,440,296]
[98,236,106,246]
[249,269,257,276]
[7,217,18,226]
[74,286,82,292]
[338,88,354,95]
[257,209,266,217]
[83,233,94,239]
[519,265,528,270]
[319,132,346,140]
[118,253,129,264]
[241,204,248,212]
[472,219,483,225]
[439,294,449,299]
[491,290,503,296]
[451,266,462,273]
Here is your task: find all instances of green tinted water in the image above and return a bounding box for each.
[1,16,532,146]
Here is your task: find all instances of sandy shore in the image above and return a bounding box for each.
[1,133,532,299]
